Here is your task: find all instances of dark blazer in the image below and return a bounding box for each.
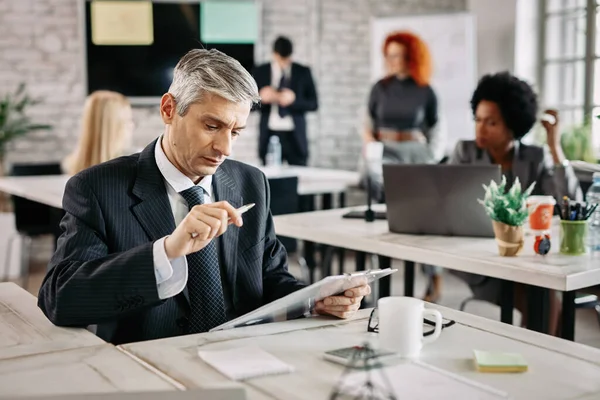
[38,140,305,344]
[252,62,318,160]
[450,140,582,201]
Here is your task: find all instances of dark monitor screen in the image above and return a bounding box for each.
[84,1,255,101]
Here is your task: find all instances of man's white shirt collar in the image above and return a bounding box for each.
[154,136,213,197]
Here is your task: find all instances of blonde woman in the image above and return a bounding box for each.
[63,91,134,175]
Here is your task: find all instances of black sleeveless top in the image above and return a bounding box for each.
[368,76,438,134]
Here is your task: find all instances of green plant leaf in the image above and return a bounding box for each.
[479,176,535,226]
[0,83,52,152]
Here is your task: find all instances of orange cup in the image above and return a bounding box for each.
[527,195,556,231]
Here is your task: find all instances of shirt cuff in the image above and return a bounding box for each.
[153,237,188,299]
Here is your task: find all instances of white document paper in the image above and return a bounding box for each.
[198,346,295,381]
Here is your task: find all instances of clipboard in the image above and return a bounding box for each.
[210,268,397,332]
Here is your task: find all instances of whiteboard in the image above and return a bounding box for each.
[370,13,477,156]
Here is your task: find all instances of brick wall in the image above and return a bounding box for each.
[0,0,466,170]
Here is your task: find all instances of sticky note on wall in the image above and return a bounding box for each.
[201,1,257,44]
[91,1,154,46]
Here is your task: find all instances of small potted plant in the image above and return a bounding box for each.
[479,176,535,256]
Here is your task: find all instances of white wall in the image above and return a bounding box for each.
[0,0,468,171]
[514,0,541,88]
[468,0,518,77]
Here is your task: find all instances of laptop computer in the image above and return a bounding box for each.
[382,164,502,237]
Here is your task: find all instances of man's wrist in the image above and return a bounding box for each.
[163,235,174,260]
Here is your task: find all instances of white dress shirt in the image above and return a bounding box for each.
[152,137,213,299]
[268,61,295,131]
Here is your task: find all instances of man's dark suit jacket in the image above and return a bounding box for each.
[38,139,305,344]
[252,62,318,161]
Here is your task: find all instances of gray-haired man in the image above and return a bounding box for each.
[38,49,369,344]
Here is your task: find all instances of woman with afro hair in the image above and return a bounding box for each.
[450,72,582,336]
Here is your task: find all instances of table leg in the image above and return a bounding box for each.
[322,193,332,210]
[500,280,514,325]
[404,261,415,297]
[561,291,576,341]
[356,251,366,271]
[337,193,346,274]
[526,285,549,334]
[378,256,391,298]
[356,251,370,308]
[321,246,336,277]
[337,248,346,275]
[300,194,317,283]
[338,192,346,208]
[319,194,334,269]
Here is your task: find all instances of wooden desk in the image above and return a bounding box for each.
[0,167,359,206]
[0,344,178,397]
[0,282,103,360]
[0,175,66,209]
[272,205,600,340]
[119,308,600,400]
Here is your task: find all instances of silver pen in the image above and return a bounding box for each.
[191,203,255,238]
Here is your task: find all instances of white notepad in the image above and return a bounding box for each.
[198,346,295,381]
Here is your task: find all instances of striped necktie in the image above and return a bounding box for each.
[179,186,227,333]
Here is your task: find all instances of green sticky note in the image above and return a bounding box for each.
[473,350,528,373]
[201,1,258,44]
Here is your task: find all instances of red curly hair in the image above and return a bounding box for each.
[383,31,432,86]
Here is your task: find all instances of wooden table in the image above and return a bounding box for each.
[0,282,103,360]
[119,308,600,400]
[0,166,359,282]
[0,344,179,397]
[0,167,359,207]
[272,205,600,340]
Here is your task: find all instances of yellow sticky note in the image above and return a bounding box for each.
[473,350,528,373]
[91,1,154,46]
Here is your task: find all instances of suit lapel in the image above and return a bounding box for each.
[131,140,190,307]
[212,162,242,303]
[132,140,176,242]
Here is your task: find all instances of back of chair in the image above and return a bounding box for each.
[268,176,299,253]
[10,163,64,237]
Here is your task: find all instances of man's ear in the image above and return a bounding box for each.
[160,93,177,124]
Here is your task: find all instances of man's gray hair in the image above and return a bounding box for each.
[168,49,260,116]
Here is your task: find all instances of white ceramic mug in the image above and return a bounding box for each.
[378,296,443,358]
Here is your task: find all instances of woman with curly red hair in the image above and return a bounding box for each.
[362,31,445,301]
[364,31,442,152]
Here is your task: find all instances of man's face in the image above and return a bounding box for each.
[273,53,291,69]
[160,93,250,181]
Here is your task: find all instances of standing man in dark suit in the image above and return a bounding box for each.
[252,36,318,166]
[38,49,368,344]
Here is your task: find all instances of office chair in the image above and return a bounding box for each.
[267,176,299,255]
[2,163,64,286]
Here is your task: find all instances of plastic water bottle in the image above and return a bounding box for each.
[586,172,600,253]
[265,136,282,167]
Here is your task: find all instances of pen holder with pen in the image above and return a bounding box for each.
[560,220,588,255]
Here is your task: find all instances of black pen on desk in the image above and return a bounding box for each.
[555,204,564,220]
[585,204,598,220]
[562,196,570,220]
[575,202,583,220]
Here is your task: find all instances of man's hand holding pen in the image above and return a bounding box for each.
[164,202,254,259]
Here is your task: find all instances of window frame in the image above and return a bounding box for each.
[539,0,596,125]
